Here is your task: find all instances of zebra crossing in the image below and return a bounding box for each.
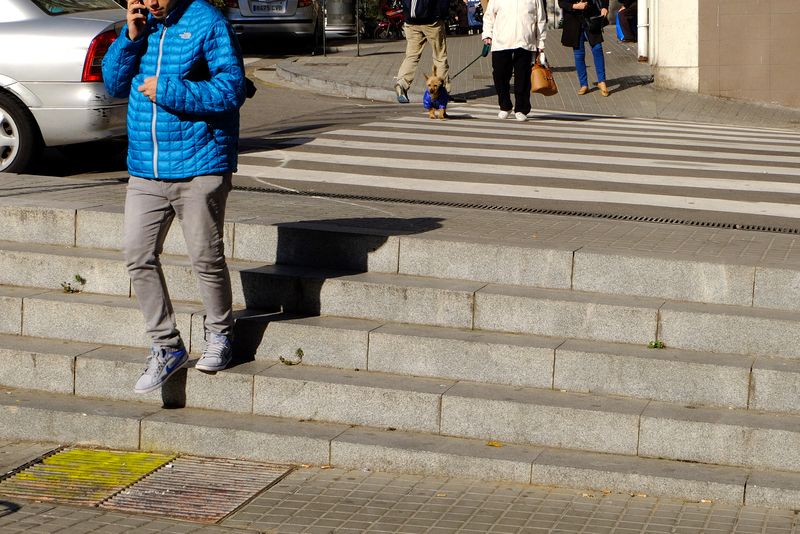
[236,103,800,222]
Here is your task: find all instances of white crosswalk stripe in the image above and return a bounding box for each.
[237,103,800,220]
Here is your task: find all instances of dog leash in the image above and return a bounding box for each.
[450,42,491,81]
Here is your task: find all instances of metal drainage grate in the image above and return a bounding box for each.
[234,185,800,235]
[0,448,175,505]
[100,456,293,523]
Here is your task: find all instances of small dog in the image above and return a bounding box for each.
[423,66,449,120]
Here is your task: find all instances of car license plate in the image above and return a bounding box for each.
[251,1,286,13]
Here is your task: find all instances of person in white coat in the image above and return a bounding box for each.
[481,0,547,122]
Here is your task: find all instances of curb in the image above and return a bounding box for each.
[275,59,397,103]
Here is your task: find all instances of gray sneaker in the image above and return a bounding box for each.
[134,345,188,394]
[195,333,233,372]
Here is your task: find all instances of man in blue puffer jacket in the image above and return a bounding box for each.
[103,0,246,394]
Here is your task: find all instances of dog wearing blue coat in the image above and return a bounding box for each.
[423,66,449,120]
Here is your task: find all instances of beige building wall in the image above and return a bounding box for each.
[651,0,699,92]
[651,0,800,108]
[697,0,799,108]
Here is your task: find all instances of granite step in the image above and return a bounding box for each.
[0,285,204,350]
[6,321,799,415]
[5,236,800,359]
[0,329,768,417]
[1,385,799,508]
[6,206,800,313]
[1,336,800,473]
[258,317,800,414]
[5,268,800,363]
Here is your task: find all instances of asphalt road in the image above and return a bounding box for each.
[30,38,379,179]
[27,38,800,233]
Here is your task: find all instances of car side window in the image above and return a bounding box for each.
[29,0,121,15]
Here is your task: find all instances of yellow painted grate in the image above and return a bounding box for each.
[0,448,175,505]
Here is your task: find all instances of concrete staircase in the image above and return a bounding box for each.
[2,202,800,509]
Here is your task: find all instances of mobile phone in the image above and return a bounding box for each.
[130,1,146,14]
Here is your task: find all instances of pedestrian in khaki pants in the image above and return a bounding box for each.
[394,0,451,103]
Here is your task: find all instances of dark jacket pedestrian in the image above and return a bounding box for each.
[617,0,637,42]
[558,0,609,96]
[394,0,451,102]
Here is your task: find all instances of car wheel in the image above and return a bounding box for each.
[0,92,41,174]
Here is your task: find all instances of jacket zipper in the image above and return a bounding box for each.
[151,24,167,178]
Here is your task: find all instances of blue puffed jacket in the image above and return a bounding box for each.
[102,0,245,179]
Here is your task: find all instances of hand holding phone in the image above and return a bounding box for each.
[127,0,147,40]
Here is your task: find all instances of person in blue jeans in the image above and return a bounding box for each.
[558,0,609,96]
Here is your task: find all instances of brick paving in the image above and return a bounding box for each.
[1,440,799,534]
[222,467,800,534]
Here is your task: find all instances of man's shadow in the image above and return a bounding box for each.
[237,216,444,358]
[237,216,445,320]
[162,216,444,407]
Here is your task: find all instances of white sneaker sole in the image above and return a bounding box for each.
[195,356,232,373]
[134,352,188,394]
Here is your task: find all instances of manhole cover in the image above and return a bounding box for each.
[100,456,293,523]
[0,448,174,505]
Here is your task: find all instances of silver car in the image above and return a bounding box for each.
[222,0,323,47]
[0,0,127,173]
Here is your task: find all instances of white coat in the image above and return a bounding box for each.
[481,0,547,52]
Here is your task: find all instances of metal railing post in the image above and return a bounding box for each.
[637,0,648,62]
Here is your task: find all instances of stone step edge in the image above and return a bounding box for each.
[5,239,800,326]
[1,332,800,471]
[5,260,800,332]
[0,286,797,412]
[254,315,799,414]
[6,207,800,313]
[1,384,797,509]
[9,197,793,266]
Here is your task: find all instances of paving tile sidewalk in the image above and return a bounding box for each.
[269,31,800,130]
[2,441,800,534]
[5,173,800,269]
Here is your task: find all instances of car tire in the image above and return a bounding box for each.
[0,92,42,174]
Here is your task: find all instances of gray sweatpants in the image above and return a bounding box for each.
[123,174,234,349]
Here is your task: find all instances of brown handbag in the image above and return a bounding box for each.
[531,57,558,96]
